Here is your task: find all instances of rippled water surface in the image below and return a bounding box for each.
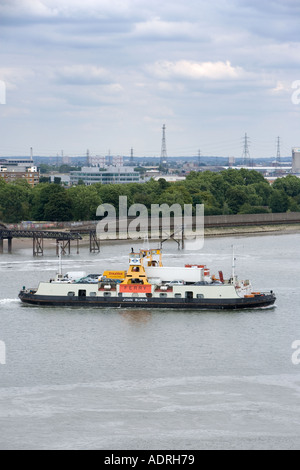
[0,234,300,450]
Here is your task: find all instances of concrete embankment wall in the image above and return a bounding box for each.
[205,212,300,227]
[3,212,300,232]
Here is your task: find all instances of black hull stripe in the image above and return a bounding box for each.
[19,294,276,310]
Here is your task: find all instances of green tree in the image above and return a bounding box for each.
[39,164,55,174]
[273,175,300,197]
[269,189,289,213]
[93,184,134,214]
[0,183,31,223]
[133,192,155,208]
[210,174,230,206]
[43,191,73,221]
[191,192,203,206]
[226,186,249,214]
[222,202,231,215]
[239,204,270,214]
[288,198,300,212]
[68,185,102,221]
[252,182,273,206]
[39,176,51,184]
[158,178,171,191]
[31,184,73,221]
[243,185,263,206]
[59,164,80,173]
[158,186,192,208]
[240,168,267,185]
[221,169,245,186]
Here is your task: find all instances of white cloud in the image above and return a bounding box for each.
[54,65,112,85]
[0,0,143,23]
[0,67,35,90]
[148,60,245,81]
[270,81,292,95]
[157,82,185,93]
[1,0,300,158]
[0,0,59,20]
[133,17,198,40]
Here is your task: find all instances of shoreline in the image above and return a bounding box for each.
[1,224,300,252]
[204,223,300,238]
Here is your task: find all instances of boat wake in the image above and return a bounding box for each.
[254,304,277,311]
[0,298,20,305]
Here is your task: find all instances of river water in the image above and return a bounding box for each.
[0,234,300,450]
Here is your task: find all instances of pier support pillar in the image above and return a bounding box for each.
[90,231,100,253]
[33,235,44,257]
[57,239,71,256]
[0,239,3,254]
[7,238,12,254]
[160,226,183,251]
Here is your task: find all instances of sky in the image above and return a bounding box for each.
[0,0,300,159]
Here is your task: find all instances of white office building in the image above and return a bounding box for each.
[70,166,142,186]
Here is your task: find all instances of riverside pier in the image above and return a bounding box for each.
[0,226,83,256]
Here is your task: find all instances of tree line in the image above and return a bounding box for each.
[0,169,300,223]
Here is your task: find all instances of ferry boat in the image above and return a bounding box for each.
[19,248,276,310]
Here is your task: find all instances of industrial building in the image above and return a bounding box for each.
[292,148,300,174]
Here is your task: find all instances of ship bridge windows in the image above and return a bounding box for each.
[175,293,182,299]
[90,292,97,297]
[68,292,75,297]
[160,293,168,298]
[131,279,144,285]
[104,292,112,298]
[197,294,204,299]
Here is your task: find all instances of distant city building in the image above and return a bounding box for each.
[0,165,39,187]
[145,169,160,178]
[153,175,186,182]
[183,162,199,171]
[225,165,292,176]
[292,148,300,174]
[85,155,124,168]
[62,155,71,165]
[0,158,33,168]
[88,156,106,167]
[70,166,142,186]
[228,156,236,167]
[0,159,39,186]
[49,174,71,186]
[112,156,124,167]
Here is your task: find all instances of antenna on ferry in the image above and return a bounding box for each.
[58,242,63,277]
[143,233,150,251]
[232,245,236,283]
